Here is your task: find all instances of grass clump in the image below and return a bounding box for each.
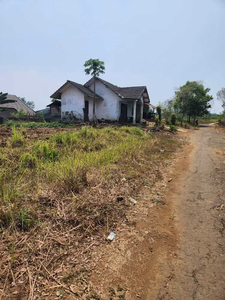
[33,141,59,162]
[11,126,25,147]
[21,152,37,168]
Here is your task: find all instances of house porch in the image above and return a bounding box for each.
[119,99,143,124]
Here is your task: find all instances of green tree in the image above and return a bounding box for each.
[156,105,162,121]
[84,59,105,123]
[19,97,35,110]
[0,92,16,105]
[174,81,213,124]
[161,98,175,124]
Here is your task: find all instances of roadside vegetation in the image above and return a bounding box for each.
[155,81,225,128]
[0,124,181,299]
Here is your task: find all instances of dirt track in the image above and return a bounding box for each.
[150,125,225,299]
[91,125,225,300]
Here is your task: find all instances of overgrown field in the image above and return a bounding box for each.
[0,125,180,299]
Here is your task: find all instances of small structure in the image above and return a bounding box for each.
[144,103,157,120]
[47,100,61,116]
[50,77,151,124]
[0,94,35,118]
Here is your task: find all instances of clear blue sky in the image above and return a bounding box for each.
[1,0,225,112]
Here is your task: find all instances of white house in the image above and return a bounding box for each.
[50,77,151,124]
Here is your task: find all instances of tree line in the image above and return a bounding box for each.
[160,81,225,125]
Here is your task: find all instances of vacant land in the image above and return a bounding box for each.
[0,124,184,299]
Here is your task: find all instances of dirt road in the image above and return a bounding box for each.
[91,125,225,300]
[150,125,225,300]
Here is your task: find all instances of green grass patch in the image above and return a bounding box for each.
[3,120,76,128]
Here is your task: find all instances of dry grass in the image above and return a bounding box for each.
[0,125,180,299]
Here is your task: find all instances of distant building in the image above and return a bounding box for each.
[47,100,61,116]
[0,94,35,118]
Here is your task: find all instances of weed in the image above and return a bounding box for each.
[11,126,24,147]
[9,243,17,264]
[17,208,35,231]
[87,293,102,300]
[21,153,37,169]
[109,287,116,297]
[34,141,58,162]
[118,292,126,299]
[117,285,123,292]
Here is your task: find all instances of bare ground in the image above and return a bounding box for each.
[91,125,225,300]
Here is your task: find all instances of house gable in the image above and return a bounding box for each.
[88,79,120,120]
[60,85,85,120]
[50,80,102,100]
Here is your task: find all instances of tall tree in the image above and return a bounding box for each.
[0,92,15,105]
[84,59,105,123]
[174,81,213,124]
[19,97,35,110]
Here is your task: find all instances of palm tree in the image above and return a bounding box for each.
[84,59,105,124]
[0,92,15,105]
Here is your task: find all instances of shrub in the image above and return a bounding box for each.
[156,106,162,121]
[165,118,170,125]
[155,116,159,126]
[160,118,166,129]
[169,125,177,132]
[171,114,177,125]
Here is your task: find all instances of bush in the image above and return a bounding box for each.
[161,118,166,127]
[169,125,177,132]
[165,118,170,125]
[171,114,177,125]
[156,106,162,121]
[155,116,159,126]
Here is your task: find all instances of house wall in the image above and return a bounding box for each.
[50,106,61,116]
[84,97,94,121]
[89,81,120,120]
[61,86,85,120]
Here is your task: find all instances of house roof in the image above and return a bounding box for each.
[47,100,61,107]
[50,80,103,100]
[147,103,156,109]
[0,94,35,115]
[84,77,150,102]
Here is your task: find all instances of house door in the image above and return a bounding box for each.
[83,100,89,122]
[119,103,127,123]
